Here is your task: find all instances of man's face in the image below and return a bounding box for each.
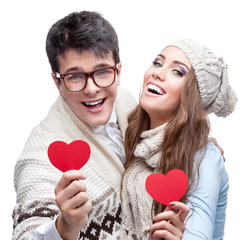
[52,50,121,127]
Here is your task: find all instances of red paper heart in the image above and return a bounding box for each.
[47,140,91,172]
[145,169,188,206]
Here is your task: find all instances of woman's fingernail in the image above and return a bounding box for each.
[169,202,175,206]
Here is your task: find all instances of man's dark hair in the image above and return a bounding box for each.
[46,11,120,73]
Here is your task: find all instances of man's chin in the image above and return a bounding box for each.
[88,117,111,127]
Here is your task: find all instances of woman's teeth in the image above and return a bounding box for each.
[147,84,166,95]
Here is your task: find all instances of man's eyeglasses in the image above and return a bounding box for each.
[55,65,118,92]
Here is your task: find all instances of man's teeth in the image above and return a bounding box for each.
[147,84,165,95]
[84,99,103,106]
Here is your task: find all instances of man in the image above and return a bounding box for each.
[12,11,136,240]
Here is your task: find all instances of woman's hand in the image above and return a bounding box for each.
[55,170,92,240]
[148,202,190,240]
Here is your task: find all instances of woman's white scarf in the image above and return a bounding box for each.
[121,124,166,239]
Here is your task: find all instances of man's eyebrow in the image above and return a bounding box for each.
[93,63,113,69]
[64,67,81,74]
[64,63,113,74]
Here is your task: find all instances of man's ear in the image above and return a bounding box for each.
[51,72,63,97]
[116,62,122,86]
[51,72,60,90]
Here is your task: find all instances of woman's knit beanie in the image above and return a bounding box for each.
[167,39,238,117]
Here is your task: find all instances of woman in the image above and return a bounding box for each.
[121,39,237,239]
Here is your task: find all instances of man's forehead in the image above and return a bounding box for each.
[60,49,114,61]
[58,49,115,73]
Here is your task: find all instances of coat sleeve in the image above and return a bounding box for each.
[183,143,229,240]
[12,150,61,240]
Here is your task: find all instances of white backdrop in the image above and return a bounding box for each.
[1,0,239,239]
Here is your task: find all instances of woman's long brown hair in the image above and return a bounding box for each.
[123,68,210,214]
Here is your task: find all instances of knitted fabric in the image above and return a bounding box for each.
[120,124,166,239]
[167,39,238,117]
[121,124,229,239]
[12,87,136,240]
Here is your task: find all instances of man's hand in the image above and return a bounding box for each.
[55,170,92,240]
[210,137,225,161]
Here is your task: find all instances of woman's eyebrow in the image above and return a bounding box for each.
[158,54,165,59]
[173,60,190,71]
[159,54,189,70]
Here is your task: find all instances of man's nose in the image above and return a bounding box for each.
[83,76,100,95]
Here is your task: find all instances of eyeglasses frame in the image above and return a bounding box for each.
[55,64,118,92]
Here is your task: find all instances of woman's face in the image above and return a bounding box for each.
[140,46,192,129]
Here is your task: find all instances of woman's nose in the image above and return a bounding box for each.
[152,67,166,81]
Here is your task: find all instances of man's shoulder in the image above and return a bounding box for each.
[116,87,137,109]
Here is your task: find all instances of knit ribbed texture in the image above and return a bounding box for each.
[168,39,238,117]
[12,87,136,240]
[120,125,166,239]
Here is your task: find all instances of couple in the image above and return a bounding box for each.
[12,11,237,240]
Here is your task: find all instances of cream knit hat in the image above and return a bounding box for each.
[168,39,238,117]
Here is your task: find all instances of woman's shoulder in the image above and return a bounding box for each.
[196,141,224,165]
[197,141,228,185]
[202,141,225,166]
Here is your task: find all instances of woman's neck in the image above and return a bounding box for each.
[150,119,168,130]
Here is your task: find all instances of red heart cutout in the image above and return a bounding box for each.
[47,140,91,172]
[145,169,188,206]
